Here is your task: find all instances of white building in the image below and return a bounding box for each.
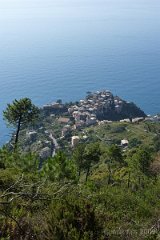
[121,139,129,147]
[120,119,131,123]
[71,136,80,147]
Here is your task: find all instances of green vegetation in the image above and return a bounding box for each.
[86,121,160,149]
[1,99,160,239]
[12,115,160,158]
[1,141,160,239]
[3,98,39,150]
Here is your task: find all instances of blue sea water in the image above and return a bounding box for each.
[0,0,160,145]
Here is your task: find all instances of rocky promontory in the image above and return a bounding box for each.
[42,90,146,123]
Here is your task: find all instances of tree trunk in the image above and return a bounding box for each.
[127,172,131,188]
[14,116,22,151]
[138,176,141,187]
[78,168,81,177]
[85,167,90,182]
[108,164,111,185]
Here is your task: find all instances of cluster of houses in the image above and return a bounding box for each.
[59,90,151,137]
[53,91,160,143]
[67,90,122,129]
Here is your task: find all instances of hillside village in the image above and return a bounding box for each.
[43,90,146,123]
[15,90,160,159]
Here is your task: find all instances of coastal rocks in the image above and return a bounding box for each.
[97,101,146,121]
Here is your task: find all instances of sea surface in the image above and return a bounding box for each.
[0,0,160,145]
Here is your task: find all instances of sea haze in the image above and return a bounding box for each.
[0,0,160,145]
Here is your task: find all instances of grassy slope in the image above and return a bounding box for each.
[85,122,160,147]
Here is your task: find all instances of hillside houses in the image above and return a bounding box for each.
[38,90,147,148]
[68,90,114,127]
[53,90,146,131]
[41,90,146,131]
[67,90,134,127]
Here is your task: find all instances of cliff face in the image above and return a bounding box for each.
[96,101,146,121]
[87,93,146,121]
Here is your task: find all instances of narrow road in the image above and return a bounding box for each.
[49,133,59,157]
